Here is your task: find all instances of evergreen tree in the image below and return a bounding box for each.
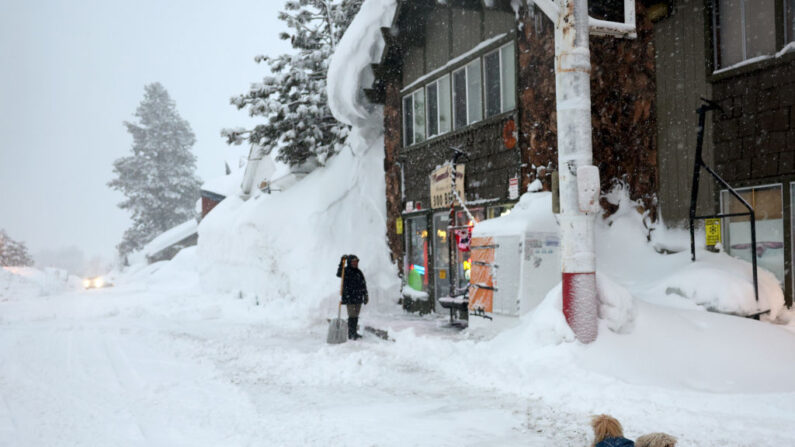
[0,229,34,267]
[223,0,363,168]
[109,83,201,257]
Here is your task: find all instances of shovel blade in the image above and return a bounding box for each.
[326,318,348,344]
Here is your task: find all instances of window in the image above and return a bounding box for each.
[426,75,451,138]
[484,51,501,117]
[402,89,426,146]
[720,184,784,283]
[484,42,517,118]
[453,68,467,130]
[787,0,795,44]
[500,43,516,112]
[713,0,777,68]
[413,89,425,144]
[466,59,482,124]
[402,95,413,146]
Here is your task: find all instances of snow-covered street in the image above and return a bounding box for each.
[3,255,795,446]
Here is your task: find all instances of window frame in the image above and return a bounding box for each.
[425,74,452,139]
[712,0,787,70]
[483,41,517,118]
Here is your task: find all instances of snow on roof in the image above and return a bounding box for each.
[142,219,198,258]
[201,169,245,198]
[327,0,397,127]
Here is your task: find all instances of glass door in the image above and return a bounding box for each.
[432,212,451,307]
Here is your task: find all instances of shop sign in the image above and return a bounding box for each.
[405,201,414,212]
[508,176,519,200]
[705,218,721,247]
[429,164,465,209]
[396,217,404,235]
[439,269,447,279]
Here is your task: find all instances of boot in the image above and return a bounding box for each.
[350,317,362,340]
[347,318,354,340]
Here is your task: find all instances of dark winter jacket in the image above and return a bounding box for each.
[595,437,635,447]
[337,265,368,305]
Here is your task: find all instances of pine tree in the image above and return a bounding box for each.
[109,83,201,257]
[0,229,34,267]
[222,0,363,168]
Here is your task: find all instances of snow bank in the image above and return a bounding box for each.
[197,127,400,325]
[327,0,396,129]
[596,186,786,319]
[0,266,79,299]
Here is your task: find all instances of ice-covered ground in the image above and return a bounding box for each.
[2,246,795,446]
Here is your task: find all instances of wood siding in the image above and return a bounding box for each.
[653,0,715,223]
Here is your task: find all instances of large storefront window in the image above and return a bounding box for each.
[721,184,785,283]
[404,215,429,294]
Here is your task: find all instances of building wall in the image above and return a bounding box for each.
[201,196,222,218]
[653,0,715,224]
[710,55,795,306]
[384,81,404,272]
[516,3,659,216]
[712,59,795,183]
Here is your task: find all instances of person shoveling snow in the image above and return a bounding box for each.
[336,254,369,340]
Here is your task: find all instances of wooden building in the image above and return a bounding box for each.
[652,0,795,305]
[363,0,795,310]
[366,0,660,311]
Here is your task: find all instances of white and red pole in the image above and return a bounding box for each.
[554,0,599,343]
[528,0,635,343]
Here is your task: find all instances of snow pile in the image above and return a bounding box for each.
[197,127,399,324]
[0,266,78,299]
[596,186,786,319]
[198,0,401,325]
[327,0,396,129]
[474,191,559,236]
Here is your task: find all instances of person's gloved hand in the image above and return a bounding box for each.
[364,295,369,305]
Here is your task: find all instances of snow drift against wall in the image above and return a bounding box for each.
[198,0,401,323]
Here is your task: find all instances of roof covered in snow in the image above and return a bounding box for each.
[201,169,244,199]
[142,219,198,258]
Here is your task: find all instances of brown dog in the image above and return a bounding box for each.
[635,432,677,447]
[590,414,629,447]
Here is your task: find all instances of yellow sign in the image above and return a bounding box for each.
[705,218,721,246]
[439,269,447,279]
[396,217,403,235]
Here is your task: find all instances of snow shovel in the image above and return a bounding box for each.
[327,257,348,344]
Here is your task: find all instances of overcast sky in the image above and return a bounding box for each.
[0,0,290,264]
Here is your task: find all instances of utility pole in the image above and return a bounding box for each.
[531,0,636,343]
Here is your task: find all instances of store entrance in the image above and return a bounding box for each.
[432,212,451,311]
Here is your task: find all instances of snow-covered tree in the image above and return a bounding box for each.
[0,229,34,267]
[223,0,362,167]
[109,83,201,257]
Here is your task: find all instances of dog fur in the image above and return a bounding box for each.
[590,414,625,447]
[635,432,677,447]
